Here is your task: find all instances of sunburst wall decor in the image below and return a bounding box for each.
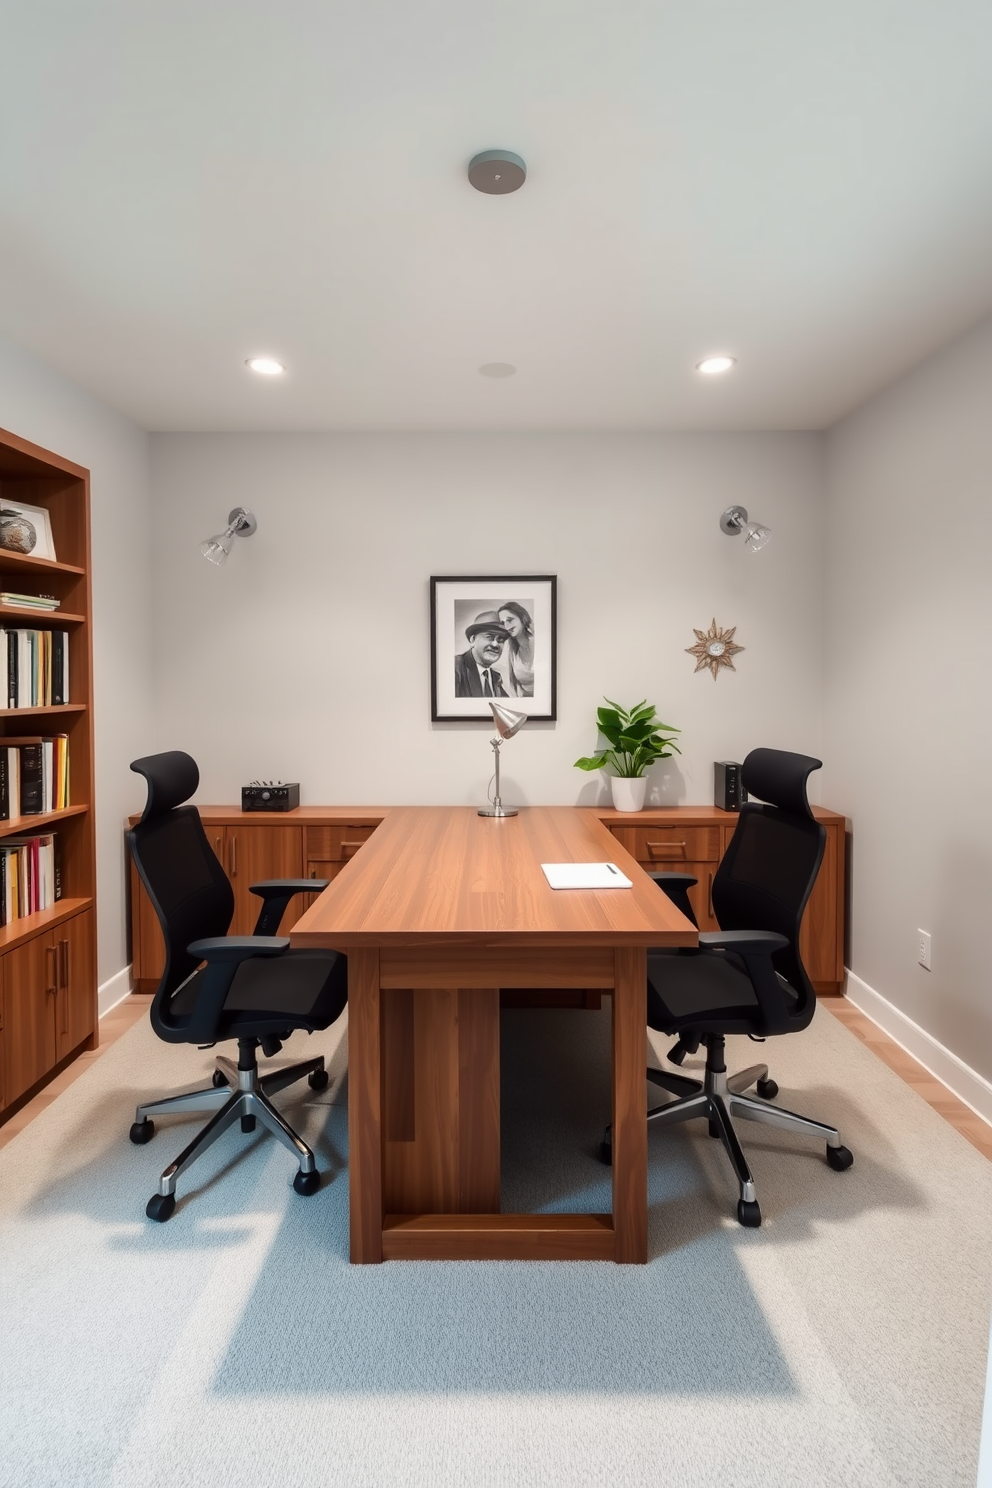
[686,619,744,679]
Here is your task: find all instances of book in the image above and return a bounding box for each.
[51,631,64,705]
[1,736,67,816]
[0,594,60,610]
[0,627,69,707]
[540,862,633,889]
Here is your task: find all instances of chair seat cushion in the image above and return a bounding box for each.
[647,948,795,1036]
[168,950,347,1038]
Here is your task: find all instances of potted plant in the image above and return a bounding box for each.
[574,698,681,812]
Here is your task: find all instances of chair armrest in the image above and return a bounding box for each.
[181,937,290,1042]
[249,880,329,936]
[250,879,325,898]
[649,872,699,929]
[698,930,788,955]
[188,936,290,962]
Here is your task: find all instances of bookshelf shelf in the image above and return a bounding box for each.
[0,704,86,717]
[0,551,85,578]
[0,897,92,952]
[0,805,89,842]
[0,426,96,1122]
[0,608,85,625]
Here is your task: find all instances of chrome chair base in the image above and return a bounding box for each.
[602,1049,852,1227]
[132,1052,326,1202]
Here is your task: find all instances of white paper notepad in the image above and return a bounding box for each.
[541,862,633,889]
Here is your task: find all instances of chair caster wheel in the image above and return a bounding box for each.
[241,1115,256,1133]
[212,1069,228,1088]
[598,1137,613,1166]
[826,1143,854,1171]
[293,1170,320,1196]
[737,1199,761,1227]
[130,1119,154,1144]
[308,1068,329,1091]
[146,1193,176,1222]
[756,1077,778,1100]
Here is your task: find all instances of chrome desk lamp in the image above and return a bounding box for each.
[479,700,526,818]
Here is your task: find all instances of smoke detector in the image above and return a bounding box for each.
[468,150,526,195]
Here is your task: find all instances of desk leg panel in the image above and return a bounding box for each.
[458,988,500,1212]
[612,946,648,1264]
[381,987,501,1215]
[348,949,383,1264]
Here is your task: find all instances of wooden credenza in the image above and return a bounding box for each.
[128,804,846,997]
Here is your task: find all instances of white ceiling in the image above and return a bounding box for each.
[2,0,991,432]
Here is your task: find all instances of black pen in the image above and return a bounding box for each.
[606,863,618,875]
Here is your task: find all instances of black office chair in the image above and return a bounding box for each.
[602,747,852,1228]
[126,751,348,1222]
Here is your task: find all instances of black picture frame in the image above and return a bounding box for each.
[430,575,557,722]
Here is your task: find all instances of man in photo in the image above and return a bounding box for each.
[454,611,511,697]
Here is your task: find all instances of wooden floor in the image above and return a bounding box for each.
[825,997,992,1161]
[1,992,990,1163]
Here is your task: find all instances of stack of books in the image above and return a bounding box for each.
[0,593,60,612]
[0,736,69,819]
[0,832,59,924]
[0,629,70,707]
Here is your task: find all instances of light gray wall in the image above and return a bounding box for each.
[147,431,825,811]
[0,335,155,989]
[822,314,992,1081]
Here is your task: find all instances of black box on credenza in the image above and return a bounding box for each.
[714,761,747,812]
[241,782,300,812]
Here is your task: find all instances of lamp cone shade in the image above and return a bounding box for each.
[490,701,526,739]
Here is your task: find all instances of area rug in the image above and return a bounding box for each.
[1,1000,989,1488]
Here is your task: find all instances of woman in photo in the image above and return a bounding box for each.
[497,601,535,697]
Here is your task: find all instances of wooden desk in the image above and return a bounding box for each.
[290,805,697,1264]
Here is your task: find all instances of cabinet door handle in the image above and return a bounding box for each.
[59,941,69,1033]
[45,944,58,998]
[647,840,687,856]
[341,841,365,857]
[214,835,222,858]
[228,835,236,877]
[707,871,714,921]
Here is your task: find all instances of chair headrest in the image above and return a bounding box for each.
[130,751,199,823]
[742,748,821,818]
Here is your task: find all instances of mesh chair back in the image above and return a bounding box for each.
[712,750,826,1014]
[128,753,234,1037]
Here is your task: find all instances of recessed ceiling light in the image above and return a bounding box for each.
[696,355,736,375]
[478,362,517,378]
[245,357,285,375]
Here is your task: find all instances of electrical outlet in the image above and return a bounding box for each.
[917,930,932,971]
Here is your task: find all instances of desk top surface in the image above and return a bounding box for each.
[290,805,698,949]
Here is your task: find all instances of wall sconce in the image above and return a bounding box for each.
[199,508,257,566]
[479,700,527,818]
[720,505,771,553]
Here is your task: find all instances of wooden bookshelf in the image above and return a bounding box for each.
[0,427,97,1123]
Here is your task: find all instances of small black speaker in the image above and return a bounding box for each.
[241,782,300,812]
[714,761,748,812]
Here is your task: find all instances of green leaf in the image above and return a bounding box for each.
[573,753,608,771]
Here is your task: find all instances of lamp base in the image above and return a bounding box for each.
[479,805,518,818]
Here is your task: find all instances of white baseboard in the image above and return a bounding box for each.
[98,966,133,1019]
[844,968,992,1129]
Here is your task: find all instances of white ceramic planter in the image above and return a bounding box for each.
[610,776,647,812]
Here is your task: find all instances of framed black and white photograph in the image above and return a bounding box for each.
[431,575,557,722]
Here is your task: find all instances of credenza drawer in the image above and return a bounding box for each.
[305,824,377,861]
[614,824,721,864]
